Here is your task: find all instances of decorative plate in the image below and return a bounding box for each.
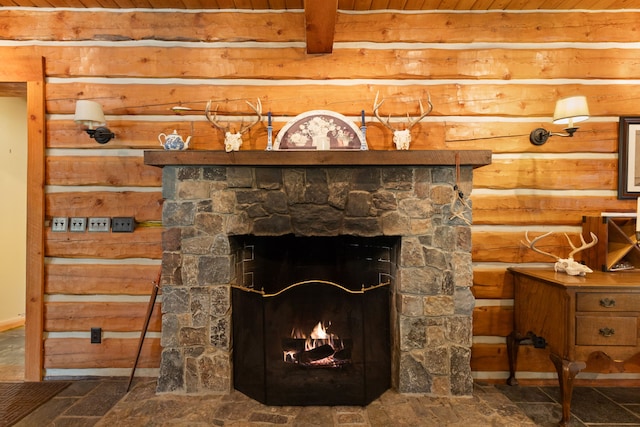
[274,110,367,150]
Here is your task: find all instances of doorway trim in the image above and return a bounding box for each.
[0,52,46,381]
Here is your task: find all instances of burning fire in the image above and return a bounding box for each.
[283,321,350,367]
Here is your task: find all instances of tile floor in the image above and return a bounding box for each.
[2,326,640,426]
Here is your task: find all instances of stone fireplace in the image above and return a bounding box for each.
[146,150,490,401]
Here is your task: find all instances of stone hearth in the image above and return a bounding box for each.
[148,151,488,399]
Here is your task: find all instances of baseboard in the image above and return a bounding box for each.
[0,316,25,332]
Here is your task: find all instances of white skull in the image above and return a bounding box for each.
[224,132,243,152]
[392,129,411,150]
[554,258,593,276]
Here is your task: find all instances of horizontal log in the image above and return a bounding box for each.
[45,82,640,118]
[3,10,640,44]
[46,191,163,221]
[471,343,640,374]
[9,45,640,81]
[44,337,160,369]
[0,10,304,43]
[472,269,514,299]
[45,226,163,259]
[471,195,636,226]
[471,231,586,264]
[473,306,513,337]
[45,302,161,332]
[45,264,161,295]
[47,119,617,155]
[471,343,553,373]
[46,156,162,186]
[474,158,617,191]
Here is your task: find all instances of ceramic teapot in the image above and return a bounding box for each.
[159,130,191,150]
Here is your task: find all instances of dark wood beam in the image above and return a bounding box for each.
[304,0,338,54]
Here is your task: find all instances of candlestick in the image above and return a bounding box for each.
[361,110,365,127]
[266,111,273,151]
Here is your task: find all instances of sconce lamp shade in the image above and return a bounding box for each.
[74,100,106,129]
[552,96,590,126]
[74,100,114,144]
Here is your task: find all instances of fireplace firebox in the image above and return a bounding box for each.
[232,235,395,405]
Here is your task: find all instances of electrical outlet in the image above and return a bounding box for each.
[90,327,102,344]
[69,217,87,232]
[51,217,68,232]
[112,217,135,232]
[88,217,110,232]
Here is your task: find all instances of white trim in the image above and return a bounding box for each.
[472,336,507,344]
[472,225,581,233]
[47,76,640,86]
[46,148,144,157]
[44,368,159,378]
[6,39,640,50]
[45,257,161,265]
[470,189,617,197]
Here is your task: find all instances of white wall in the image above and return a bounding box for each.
[0,97,27,329]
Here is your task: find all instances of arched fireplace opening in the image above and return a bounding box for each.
[231,235,397,405]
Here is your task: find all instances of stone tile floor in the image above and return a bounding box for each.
[8,377,640,426]
[14,377,537,426]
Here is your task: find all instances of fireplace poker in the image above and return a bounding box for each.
[127,269,161,392]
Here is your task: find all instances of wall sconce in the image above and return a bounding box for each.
[74,100,115,144]
[529,96,590,145]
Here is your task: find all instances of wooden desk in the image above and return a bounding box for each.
[507,268,640,427]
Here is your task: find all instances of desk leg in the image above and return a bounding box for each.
[506,331,525,386]
[549,353,586,427]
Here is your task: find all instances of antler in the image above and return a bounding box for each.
[239,98,262,135]
[205,98,262,134]
[373,92,397,132]
[372,91,433,131]
[567,232,598,259]
[205,100,230,133]
[522,231,560,261]
[522,231,599,261]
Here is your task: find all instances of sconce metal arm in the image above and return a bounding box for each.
[86,126,115,144]
[529,127,578,146]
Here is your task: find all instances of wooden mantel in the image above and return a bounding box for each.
[144,150,492,168]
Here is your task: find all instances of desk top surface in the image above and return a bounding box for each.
[507,267,640,288]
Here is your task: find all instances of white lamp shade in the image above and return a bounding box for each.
[552,96,589,126]
[74,100,106,129]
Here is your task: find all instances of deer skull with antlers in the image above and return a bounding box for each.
[372,92,433,150]
[522,231,599,276]
[205,98,262,152]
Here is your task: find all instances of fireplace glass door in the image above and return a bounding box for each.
[232,235,396,406]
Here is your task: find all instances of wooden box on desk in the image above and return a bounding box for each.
[582,215,640,272]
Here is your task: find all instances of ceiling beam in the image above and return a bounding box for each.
[304,0,338,54]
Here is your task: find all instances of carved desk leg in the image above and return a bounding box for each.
[506,331,525,386]
[549,353,586,427]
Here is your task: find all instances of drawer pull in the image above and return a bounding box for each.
[599,298,616,308]
[599,327,615,337]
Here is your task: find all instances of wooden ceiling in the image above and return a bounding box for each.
[0,0,637,10]
[1,0,637,55]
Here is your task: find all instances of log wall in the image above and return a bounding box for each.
[1,8,638,383]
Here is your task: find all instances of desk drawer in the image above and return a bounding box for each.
[576,293,640,312]
[576,315,638,346]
